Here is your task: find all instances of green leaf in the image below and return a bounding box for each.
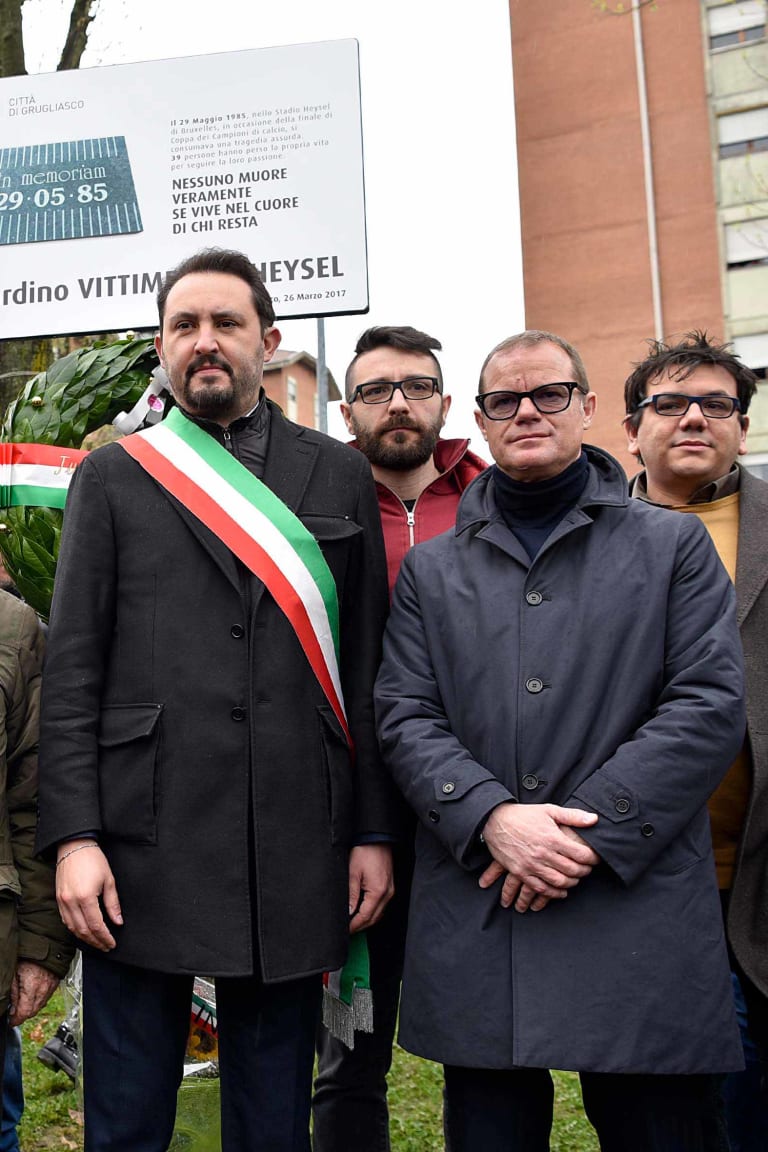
[0,336,159,617]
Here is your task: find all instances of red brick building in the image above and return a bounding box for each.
[263,350,340,430]
[509,0,768,475]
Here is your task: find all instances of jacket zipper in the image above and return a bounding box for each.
[380,483,421,549]
[406,506,415,548]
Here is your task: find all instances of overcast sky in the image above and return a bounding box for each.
[21,0,524,448]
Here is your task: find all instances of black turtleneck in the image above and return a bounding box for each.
[492,451,590,560]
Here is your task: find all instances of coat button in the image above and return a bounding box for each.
[231,624,245,639]
[615,798,630,814]
[231,707,246,721]
[525,677,544,694]
[641,823,654,837]
[526,591,543,606]
[428,810,440,823]
[522,774,539,790]
[442,782,455,794]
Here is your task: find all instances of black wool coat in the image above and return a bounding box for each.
[37,402,397,980]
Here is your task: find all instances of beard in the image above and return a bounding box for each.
[351,412,443,470]
[169,351,263,423]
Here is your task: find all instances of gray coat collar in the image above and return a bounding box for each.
[456,443,628,537]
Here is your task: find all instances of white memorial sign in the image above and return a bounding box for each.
[0,39,367,339]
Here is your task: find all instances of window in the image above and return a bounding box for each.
[708,1,766,49]
[742,452,768,477]
[718,107,768,157]
[287,374,298,421]
[725,218,768,266]
[733,331,768,375]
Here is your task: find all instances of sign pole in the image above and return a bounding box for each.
[316,316,328,433]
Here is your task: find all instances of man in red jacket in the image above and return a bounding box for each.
[313,326,486,1151]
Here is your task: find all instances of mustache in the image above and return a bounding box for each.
[377,415,421,434]
[185,354,233,383]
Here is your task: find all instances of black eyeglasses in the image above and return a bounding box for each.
[475,382,583,421]
[635,394,742,419]
[349,377,441,405]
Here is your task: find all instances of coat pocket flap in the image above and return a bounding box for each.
[98,704,164,747]
[300,515,363,543]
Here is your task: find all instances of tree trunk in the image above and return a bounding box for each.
[58,0,98,72]
[0,0,25,78]
[0,0,99,416]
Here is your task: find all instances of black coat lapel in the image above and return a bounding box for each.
[163,490,242,593]
[262,404,318,512]
[251,405,319,616]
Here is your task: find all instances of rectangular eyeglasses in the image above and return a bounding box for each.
[350,377,441,405]
[475,382,582,421]
[636,394,742,419]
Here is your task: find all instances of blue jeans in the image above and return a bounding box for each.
[0,1025,22,1152]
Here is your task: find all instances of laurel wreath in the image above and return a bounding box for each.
[0,337,158,619]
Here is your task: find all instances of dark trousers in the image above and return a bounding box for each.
[719,888,768,1149]
[739,968,768,1083]
[443,1066,728,1152]
[722,971,768,1151]
[82,950,321,1152]
[312,843,413,1152]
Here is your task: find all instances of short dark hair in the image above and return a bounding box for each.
[345,326,443,399]
[157,248,275,333]
[478,331,590,395]
[624,330,758,429]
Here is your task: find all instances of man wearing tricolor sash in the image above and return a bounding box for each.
[36,248,397,1152]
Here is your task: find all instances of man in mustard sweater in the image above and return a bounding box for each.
[624,331,768,1149]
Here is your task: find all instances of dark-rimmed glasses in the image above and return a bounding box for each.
[475,382,583,421]
[635,394,742,419]
[349,377,441,405]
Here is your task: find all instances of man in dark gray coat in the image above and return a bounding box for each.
[624,330,768,1147]
[37,248,396,1152]
[375,330,745,1152]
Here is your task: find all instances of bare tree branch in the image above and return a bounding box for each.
[58,0,98,71]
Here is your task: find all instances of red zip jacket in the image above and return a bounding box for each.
[353,438,487,597]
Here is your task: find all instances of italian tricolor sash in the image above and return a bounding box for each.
[119,407,350,744]
[0,443,88,509]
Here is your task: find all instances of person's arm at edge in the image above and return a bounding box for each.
[5,606,73,1023]
[563,516,745,885]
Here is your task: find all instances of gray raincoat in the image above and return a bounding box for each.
[375,446,744,1074]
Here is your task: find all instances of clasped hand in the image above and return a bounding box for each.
[479,802,600,913]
